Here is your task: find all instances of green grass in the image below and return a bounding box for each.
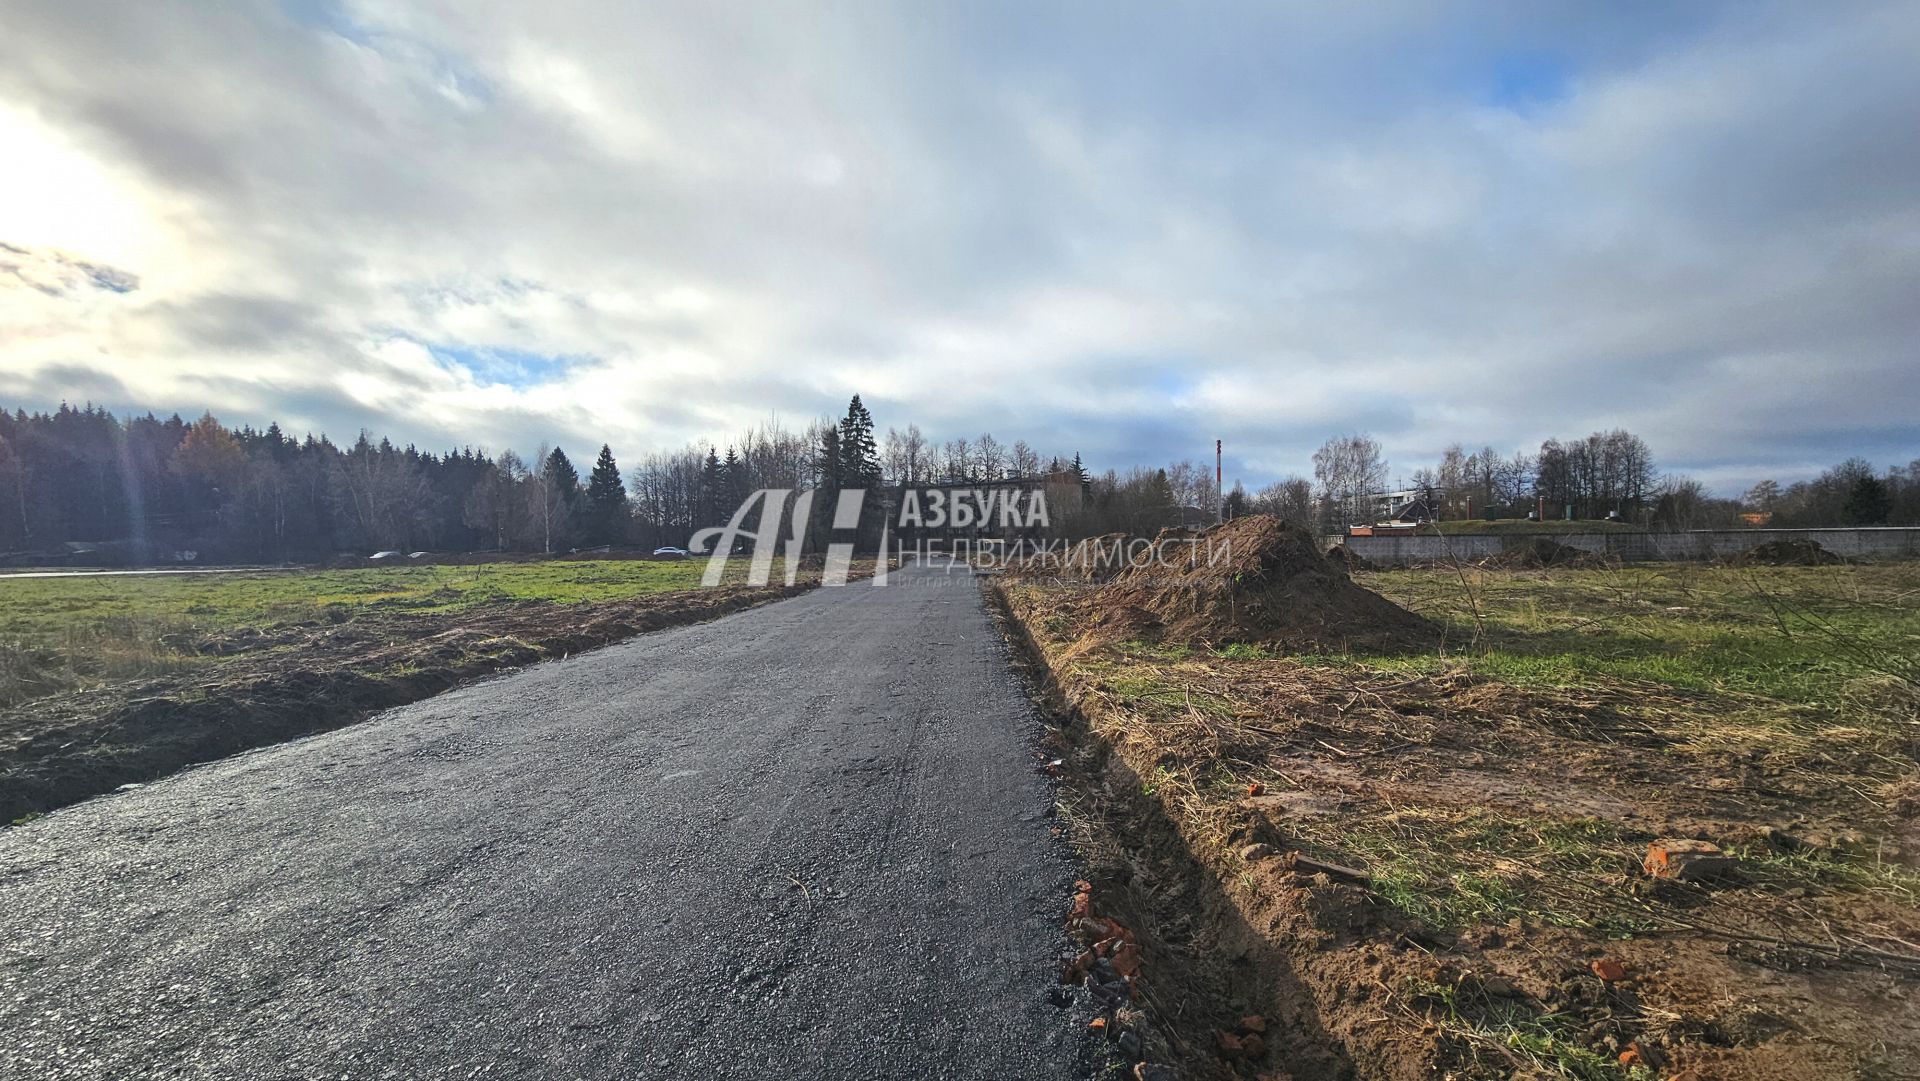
[1411,977,1658,1080]
[0,560,720,706]
[1335,563,1920,714]
[1300,809,1653,933]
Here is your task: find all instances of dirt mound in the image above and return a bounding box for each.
[1323,544,1375,573]
[1486,537,1606,569]
[1087,516,1433,651]
[1048,532,1133,583]
[1735,538,1845,566]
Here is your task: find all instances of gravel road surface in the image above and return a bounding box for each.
[0,563,1088,1079]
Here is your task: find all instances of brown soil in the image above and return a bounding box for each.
[993,583,1920,1081]
[1735,539,1846,566]
[1484,537,1609,569]
[0,584,806,823]
[1020,517,1434,653]
[1323,544,1376,573]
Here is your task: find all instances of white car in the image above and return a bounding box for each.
[652,546,690,560]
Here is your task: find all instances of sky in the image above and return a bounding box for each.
[0,1,1915,496]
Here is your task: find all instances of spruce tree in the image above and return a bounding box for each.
[585,444,627,545]
[721,446,745,508]
[545,447,581,507]
[837,394,880,487]
[817,426,842,491]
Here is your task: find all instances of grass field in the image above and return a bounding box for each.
[0,560,724,707]
[1337,562,1920,708]
[999,559,1920,1078]
[1,556,852,823]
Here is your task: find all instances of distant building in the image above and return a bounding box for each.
[1369,488,1444,522]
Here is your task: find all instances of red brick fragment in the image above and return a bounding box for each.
[1644,838,1733,881]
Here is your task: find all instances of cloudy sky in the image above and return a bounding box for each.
[1,1,1915,494]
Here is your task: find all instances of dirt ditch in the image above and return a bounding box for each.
[0,583,808,823]
[995,516,1920,1080]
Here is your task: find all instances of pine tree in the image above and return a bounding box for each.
[537,447,581,552]
[817,425,842,492]
[721,446,745,509]
[1844,474,1892,525]
[545,447,582,506]
[585,443,627,545]
[837,394,880,487]
[702,446,722,527]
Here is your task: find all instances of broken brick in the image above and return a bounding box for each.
[1644,838,1734,881]
[1216,1031,1245,1058]
[1240,1013,1267,1033]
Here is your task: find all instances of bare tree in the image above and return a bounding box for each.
[1010,440,1039,479]
[974,433,1005,481]
[941,438,971,482]
[1253,476,1315,529]
[1311,434,1387,527]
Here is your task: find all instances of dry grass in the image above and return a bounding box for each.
[996,560,1920,1079]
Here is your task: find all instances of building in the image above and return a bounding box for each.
[1370,488,1444,523]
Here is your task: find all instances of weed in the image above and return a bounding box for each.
[1412,977,1655,1081]
[1214,642,1275,661]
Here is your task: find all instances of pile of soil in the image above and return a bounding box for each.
[1046,532,1134,584]
[1085,516,1433,651]
[1323,543,1375,573]
[1486,537,1607,569]
[1735,538,1846,566]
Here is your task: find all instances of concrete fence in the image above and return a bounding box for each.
[1328,527,1920,567]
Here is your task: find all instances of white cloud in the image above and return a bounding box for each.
[0,0,1913,492]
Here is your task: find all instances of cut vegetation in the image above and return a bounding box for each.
[0,559,876,822]
[996,516,1920,1080]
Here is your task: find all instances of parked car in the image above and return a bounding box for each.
[652,546,690,560]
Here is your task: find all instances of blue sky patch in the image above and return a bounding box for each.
[428,344,588,389]
[1485,50,1571,111]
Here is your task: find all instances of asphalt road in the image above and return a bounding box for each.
[0,563,1089,1079]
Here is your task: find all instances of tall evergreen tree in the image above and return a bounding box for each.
[721,446,745,508]
[1844,474,1892,525]
[545,447,582,507]
[585,443,627,545]
[836,395,880,487]
[817,425,842,492]
[701,446,722,527]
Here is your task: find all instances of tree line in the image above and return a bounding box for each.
[0,398,1103,561]
[1,402,1911,564]
[1240,430,1916,532]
